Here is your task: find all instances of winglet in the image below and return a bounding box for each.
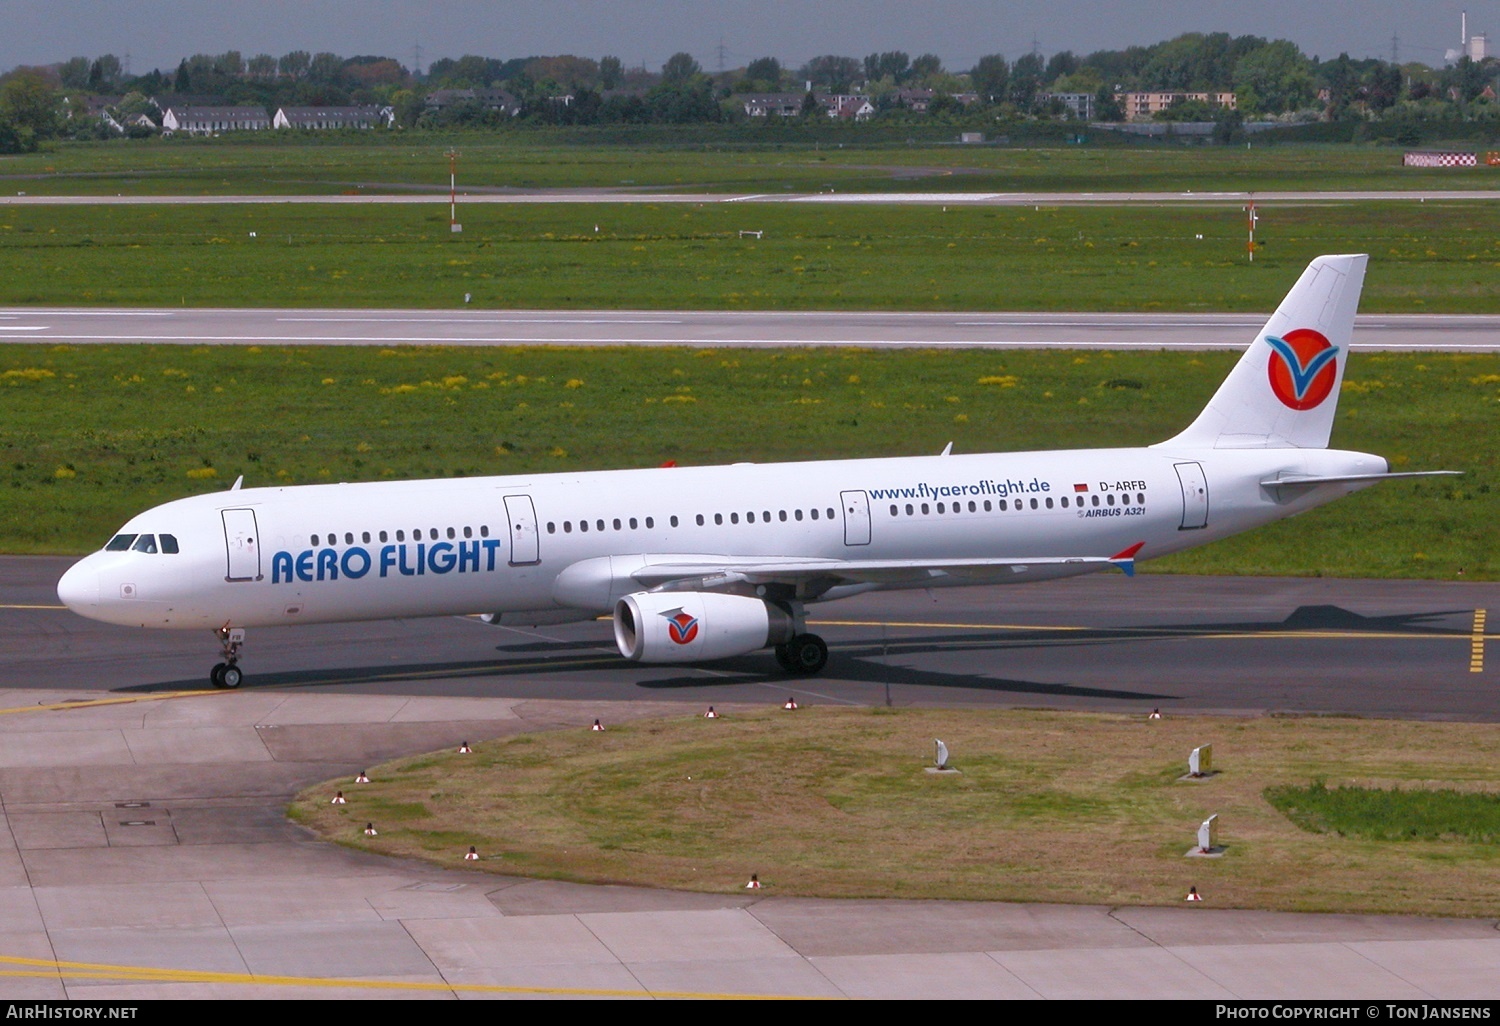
[1109,542,1145,577]
[230,475,244,491]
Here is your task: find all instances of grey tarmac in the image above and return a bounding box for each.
[2,554,1497,998]
[1,307,1497,351]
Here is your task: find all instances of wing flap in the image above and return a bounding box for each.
[629,553,1134,590]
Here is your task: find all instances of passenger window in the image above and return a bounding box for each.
[794,510,803,521]
[746,512,754,524]
[1045,498,1054,509]
[779,511,787,522]
[696,514,705,526]
[984,500,992,512]
[396,530,405,542]
[311,534,320,546]
[160,534,179,554]
[645,517,654,528]
[762,511,771,522]
[547,523,556,534]
[920,503,929,515]
[463,526,473,538]
[480,525,490,537]
[1121,493,1129,505]
[1107,494,1115,506]
[715,514,723,525]
[670,515,679,527]
[132,534,158,554]
[345,532,355,544]
[613,519,622,531]
[580,520,589,533]
[1029,498,1038,509]
[564,522,572,533]
[811,508,820,520]
[936,502,945,514]
[596,520,605,532]
[106,534,137,551]
[380,531,388,542]
[1091,495,1100,507]
[447,527,456,539]
[631,518,639,529]
[890,505,898,516]
[731,513,740,524]
[362,531,371,543]
[827,508,835,519]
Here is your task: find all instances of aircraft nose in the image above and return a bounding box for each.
[56,559,99,611]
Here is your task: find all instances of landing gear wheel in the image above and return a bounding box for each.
[210,663,227,688]
[784,634,828,676]
[220,664,243,689]
[774,643,797,672]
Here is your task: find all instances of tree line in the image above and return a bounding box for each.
[2,32,1498,151]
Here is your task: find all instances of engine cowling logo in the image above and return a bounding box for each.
[664,609,699,645]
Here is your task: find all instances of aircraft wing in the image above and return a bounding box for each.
[628,543,1145,590]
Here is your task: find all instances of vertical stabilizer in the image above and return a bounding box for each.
[1158,254,1367,450]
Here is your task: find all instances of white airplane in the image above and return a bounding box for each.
[57,254,1452,688]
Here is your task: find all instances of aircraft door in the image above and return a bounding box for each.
[1174,462,1209,530]
[840,489,872,546]
[503,494,541,566]
[221,508,262,581]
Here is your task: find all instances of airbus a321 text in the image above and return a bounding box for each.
[58,254,1454,688]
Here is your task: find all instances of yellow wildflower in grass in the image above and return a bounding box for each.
[3,368,55,382]
[321,378,336,385]
[977,375,1018,387]
[550,447,568,458]
[954,414,969,424]
[186,467,218,480]
[565,379,584,389]
[54,466,76,479]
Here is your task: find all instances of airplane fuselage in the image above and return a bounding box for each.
[58,443,1385,631]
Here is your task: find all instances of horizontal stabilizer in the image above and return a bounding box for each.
[1260,470,1461,491]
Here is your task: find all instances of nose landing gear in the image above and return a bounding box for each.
[210,626,246,689]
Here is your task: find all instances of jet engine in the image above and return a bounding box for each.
[613,591,795,663]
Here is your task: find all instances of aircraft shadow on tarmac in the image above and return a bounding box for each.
[111,603,1470,702]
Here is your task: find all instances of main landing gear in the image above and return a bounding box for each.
[210,626,246,689]
[774,634,828,675]
[769,599,828,676]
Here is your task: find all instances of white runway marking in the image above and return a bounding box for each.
[275,317,684,325]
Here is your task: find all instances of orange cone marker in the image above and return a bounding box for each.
[1149,708,1162,720]
[704,706,718,718]
[355,771,370,784]
[745,874,761,889]
[592,719,605,731]
[465,846,479,861]
[331,791,346,805]
[364,823,378,836]
[458,742,472,753]
[1186,886,1203,901]
[783,697,799,710]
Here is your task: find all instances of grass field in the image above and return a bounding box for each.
[2,138,1499,196]
[1,201,1498,311]
[289,706,1500,917]
[1,344,1492,572]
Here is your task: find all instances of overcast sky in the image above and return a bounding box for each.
[1,1,1493,77]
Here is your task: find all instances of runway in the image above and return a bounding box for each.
[2,188,1498,207]
[2,306,1498,350]
[3,556,1499,998]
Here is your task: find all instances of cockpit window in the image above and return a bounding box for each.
[105,534,137,552]
[132,534,158,554]
[160,534,179,554]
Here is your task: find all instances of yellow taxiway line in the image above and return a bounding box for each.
[0,954,813,999]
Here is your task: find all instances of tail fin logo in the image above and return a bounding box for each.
[1266,328,1339,410]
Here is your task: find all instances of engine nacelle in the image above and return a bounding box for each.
[613,591,794,664]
